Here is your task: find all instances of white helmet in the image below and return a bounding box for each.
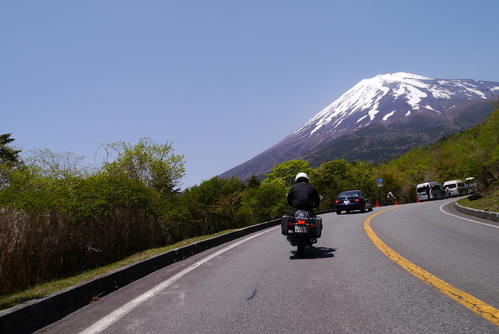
[295,172,309,182]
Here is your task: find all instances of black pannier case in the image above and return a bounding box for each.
[281,215,322,238]
[310,216,322,238]
[281,215,293,235]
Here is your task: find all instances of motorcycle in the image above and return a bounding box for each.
[281,210,322,257]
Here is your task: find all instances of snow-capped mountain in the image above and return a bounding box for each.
[221,73,499,181]
[293,72,499,140]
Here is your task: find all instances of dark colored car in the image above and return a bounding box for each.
[335,190,373,214]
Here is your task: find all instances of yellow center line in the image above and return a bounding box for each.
[364,206,499,326]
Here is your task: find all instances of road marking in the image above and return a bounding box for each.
[79,227,276,334]
[364,207,499,326]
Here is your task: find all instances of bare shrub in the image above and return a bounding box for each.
[0,206,163,296]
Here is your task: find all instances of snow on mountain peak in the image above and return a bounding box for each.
[377,72,431,81]
[291,73,499,140]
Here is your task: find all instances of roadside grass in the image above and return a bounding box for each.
[0,229,238,311]
[457,187,499,213]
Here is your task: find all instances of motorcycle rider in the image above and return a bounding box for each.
[287,172,321,215]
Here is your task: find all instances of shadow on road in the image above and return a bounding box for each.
[290,246,336,260]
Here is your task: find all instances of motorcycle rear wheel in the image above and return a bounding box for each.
[297,239,306,257]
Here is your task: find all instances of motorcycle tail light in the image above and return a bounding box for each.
[297,220,306,225]
[288,222,294,227]
[310,223,315,228]
[355,198,360,202]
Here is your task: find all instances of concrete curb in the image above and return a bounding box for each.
[454,201,499,222]
[0,219,281,334]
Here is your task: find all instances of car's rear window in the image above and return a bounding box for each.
[339,191,360,197]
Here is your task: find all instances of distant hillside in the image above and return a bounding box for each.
[305,100,497,165]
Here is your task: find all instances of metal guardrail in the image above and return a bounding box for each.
[454,201,499,222]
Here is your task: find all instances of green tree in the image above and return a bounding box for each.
[373,165,406,203]
[310,159,350,209]
[241,178,288,222]
[25,148,92,179]
[0,133,22,185]
[478,108,499,184]
[0,133,21,164]
[389,146,433,185]
[453,128,487,183]
[181,176,247,234]
[0,165,51,212]
[101,138,185,193]
[264,160,312,186]
[346,161,375,196]
[246,174,261,189]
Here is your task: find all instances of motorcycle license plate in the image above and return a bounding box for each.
[295,226,308,233]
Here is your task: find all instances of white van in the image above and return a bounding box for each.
[443,180,468,197]
[416,182,445,201]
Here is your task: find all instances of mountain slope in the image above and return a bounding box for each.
[221,72,499,180]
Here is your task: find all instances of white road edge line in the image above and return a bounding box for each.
[439,202,499,229]
[79,226,278,334]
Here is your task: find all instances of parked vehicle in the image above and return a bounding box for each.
[335,190,373,214]
[281,210,322,257]
[465,177,478,195]
[443,180,468,197]
[416,182,445,201]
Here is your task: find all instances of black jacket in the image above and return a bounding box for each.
[287,182,321,211]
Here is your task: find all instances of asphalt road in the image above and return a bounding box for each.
[37,199,499,333]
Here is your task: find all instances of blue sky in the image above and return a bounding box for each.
[2,1,499,188]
